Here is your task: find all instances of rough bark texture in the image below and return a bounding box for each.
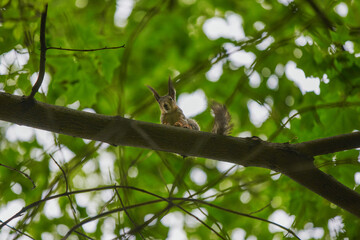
[0,92,360,217]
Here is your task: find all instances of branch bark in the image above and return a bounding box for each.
[0,92,360,217]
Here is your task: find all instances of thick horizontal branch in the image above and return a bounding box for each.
[294,132,360,156]
[0,92,360,217]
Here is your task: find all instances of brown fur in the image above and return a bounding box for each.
[147,77,200,130]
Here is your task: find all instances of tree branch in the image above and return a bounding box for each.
[29,4,48,99]
[46,45,125,52]
[0,92,360,217]
[0,162,36,189]
[294,132,360,156]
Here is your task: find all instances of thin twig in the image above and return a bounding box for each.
[176,205,226,240]
[29,4,48,99]
[0,220,35,240]
[49,154,68,192]
[114,187,145,240]
[62,199,162,240]
[74,230,95,240]
[0,163,36,189]
[0,184,300,239]
[46,45,125,52]
[170,197,301,240]
[49,154,82,236]
[121,204,172,239]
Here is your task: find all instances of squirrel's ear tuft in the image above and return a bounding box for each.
[147,85,161,102]
[168,77,176,101]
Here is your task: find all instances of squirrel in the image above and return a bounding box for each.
[147,77,232,135]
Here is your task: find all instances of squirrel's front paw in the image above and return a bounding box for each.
[174,121,182,127]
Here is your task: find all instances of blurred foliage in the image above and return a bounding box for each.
[1,0,360,239]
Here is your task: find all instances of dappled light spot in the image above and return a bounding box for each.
[231,228,246,240]
[144,213,157,226]
[35,129,55,149]
[83,219,98,233]
[334,3,348,17]
[295,35,313,46]
[344,41,354,54]
[128,166,138,178]
[178,89,207,117]
[203,13,245,41]
[0,199,25,227]
[281,117,290,129]
[44,199,62,219]
[102,218,117,239]
[227,49,256,69]
[249,71,261,88]
[328,216,345,238]
[216,161,237,174]
[298,222,324,240]
[185,208,208,228]
[206,60,224,82]
[247,100,270,127]
[6,125,34,142]
[30,72,51,95]
[52,146,75,163]
[268,209,295,233]
[101,189,114,202]
[285,61,320,95]
[167,184,178,194]
[190,166,207,185]
[67,100,80,110]
[161,212,187,239]
[75,191,90,207]
[267,75,279,90]
[41,233,54,240]
[99,151,116,183]
[183,189,197,199]
[83,159,97,173]
[240,191,251,204]
[10,182,22,195]
[0,48,29,75]
[355,172,360,185]
[201,188,218,202]
[57,224,69,237]
[253,21,265,31]
[114,0,134,28]
[256,34,275,51]
[75,0,88,8]
[237,131,252,138]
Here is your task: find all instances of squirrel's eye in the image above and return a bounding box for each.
[169,97,173,101]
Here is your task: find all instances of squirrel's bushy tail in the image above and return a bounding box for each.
[211,101,232,135]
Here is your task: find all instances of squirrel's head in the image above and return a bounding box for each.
[147,77,178,113]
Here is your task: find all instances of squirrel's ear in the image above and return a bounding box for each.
[147,85,161,102]
[168,77,176,101]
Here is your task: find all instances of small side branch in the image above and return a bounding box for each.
[0,163,36,189]
[29,4,48,99]
[293,132,360,156]
[46,45,125,52]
